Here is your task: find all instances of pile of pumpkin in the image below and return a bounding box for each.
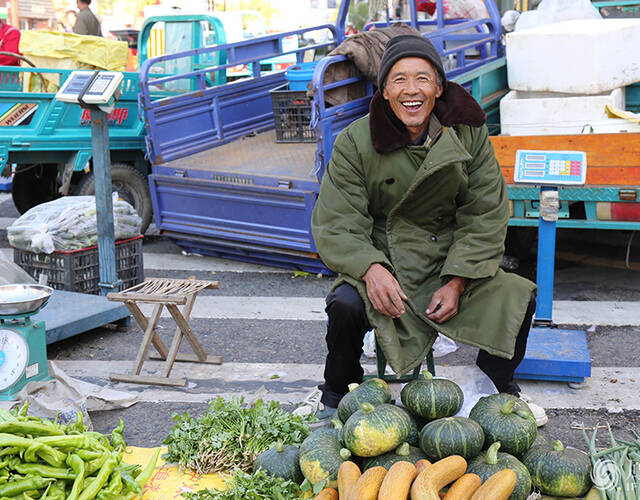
[254,373,595,500]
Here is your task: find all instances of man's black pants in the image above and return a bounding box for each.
[319,283,537,408]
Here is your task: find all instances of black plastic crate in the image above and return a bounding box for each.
[270,84,315,143]
[13,236,144,295]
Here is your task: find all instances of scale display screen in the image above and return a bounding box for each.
[55,71,123,105]
[514,150,587,186]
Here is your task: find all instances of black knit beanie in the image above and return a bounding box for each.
[377,34,446,91]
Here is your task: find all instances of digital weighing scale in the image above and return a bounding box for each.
[56,70,124,295]
[512,150,591,383]
[0,284,53,400]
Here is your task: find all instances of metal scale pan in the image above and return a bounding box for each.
[0,284,53,317]
[0,284,53,400]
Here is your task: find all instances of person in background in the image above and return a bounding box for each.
[73,0,102,37]
[0,18,21,66]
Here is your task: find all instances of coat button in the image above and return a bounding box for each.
[430,235,438,242]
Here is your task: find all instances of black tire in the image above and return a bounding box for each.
[12,164,59,214]
[75,163,153,233]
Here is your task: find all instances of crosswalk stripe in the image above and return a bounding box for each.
[54,360,640,410]
[143,252,290,273]
[138,296,640,325]
[0,217,16,230]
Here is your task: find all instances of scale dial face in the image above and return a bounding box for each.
[0,328,28,391]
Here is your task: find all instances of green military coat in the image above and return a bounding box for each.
[311,89,536,376]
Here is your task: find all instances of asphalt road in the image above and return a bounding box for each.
[1,194,640,453]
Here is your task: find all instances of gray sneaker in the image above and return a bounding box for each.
[520,393,548,427]
[293,388,337,429]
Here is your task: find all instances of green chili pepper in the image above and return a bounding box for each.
[0,477,54,497]
[34,435,94,450]
[78,453,118,500]
[74,451,102,462]
[96,471,122,500]
[0,435,65,468]
[17,402,29,419]
[118,468,141,496]
[110,420,126,452]
[7,458,75,481]
[84,454,108,476]
[135,448,161,488]
[64,413,86,435]
[65,454,85,500]
[45,480,66,500]
[0,422,65,438]
[24,443,44,463]
[83,433,111,452]
[0,448,19,458]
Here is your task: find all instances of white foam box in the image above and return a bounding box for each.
[500,88,625,136]
[506,19,640,94]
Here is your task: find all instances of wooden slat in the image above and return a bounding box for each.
[491,134,640,185]
[162,294,197,378]
[132,304,164,375]
[108,373,187,387]
[166,303,208,362]
[112,293,187,305]
[150,353,223,364]
[124,302,169,359]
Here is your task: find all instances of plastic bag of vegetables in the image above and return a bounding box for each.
[7,194,142,253]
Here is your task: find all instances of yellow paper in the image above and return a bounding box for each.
[19,31,128,72]
[123,446,227,499]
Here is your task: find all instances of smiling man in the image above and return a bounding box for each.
[304,35,546,427]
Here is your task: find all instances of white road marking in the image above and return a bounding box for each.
[0,217,16,230]
[138,296,640,325]
[143,252,291,273]
[54,360,640,410]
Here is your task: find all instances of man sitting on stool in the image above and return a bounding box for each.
[296,35,546,427]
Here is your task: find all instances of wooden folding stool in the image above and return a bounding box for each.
[107,277,222,386]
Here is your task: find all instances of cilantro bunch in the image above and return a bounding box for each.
[163,396,314,474]
[182,469,301,500]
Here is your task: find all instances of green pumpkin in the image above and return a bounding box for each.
[400,371,463,420]
[469,393,537,456]
[362,442,426,470]
[516,432,550,459]
[343,403,412,457]
[523,440,592,497]
[254,441,303,483]
[395,405,420,447]
[419,416,485,461]
[299,428,352,488]
[467,442,532,500]
[337,378,392,423]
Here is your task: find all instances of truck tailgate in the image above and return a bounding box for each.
[149,130,328,273]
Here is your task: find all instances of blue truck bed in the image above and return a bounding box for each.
[140,0,507,273]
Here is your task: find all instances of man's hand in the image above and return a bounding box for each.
[363,263,408,318]
[425,277,469,324]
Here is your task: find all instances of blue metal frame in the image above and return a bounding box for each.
[0,14,227,178]
[139,1,508,273]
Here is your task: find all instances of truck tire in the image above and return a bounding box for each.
[12,164,59,214]
[75,163,153,233]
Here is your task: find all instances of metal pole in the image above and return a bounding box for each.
[534,186,557,325]
[90,109,120,296]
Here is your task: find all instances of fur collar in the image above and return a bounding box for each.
[369,82,486,154]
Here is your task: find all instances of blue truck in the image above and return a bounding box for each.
[0,14,227,232]
[139,0,508,273]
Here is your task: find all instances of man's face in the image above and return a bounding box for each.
[382,57,443,141]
